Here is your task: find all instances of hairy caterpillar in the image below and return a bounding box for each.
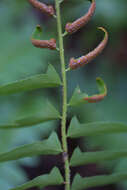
[65,0,96,34]
[69,27,108,70]
[28,0,55,16]
[31,38,56,50]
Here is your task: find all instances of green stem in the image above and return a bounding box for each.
[55,1,70,190]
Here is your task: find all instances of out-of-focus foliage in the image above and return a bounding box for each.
[0,0,127,189]
[0,1,59,188]
[11,167,64,190]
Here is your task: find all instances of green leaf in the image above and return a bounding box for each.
[32,25,43,40]
[71,172,127,190]
[69,78,107,106]
[0,65,62,95]
[69,86,88,106]
[10,167,64,190]
[0,101,60,129]
[67,117,127,138]
[70,147,127,167]
[0,132,62,162]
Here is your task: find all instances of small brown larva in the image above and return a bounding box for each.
[65,0,96,34]
[31,38,56,50]
[28,0,55,16]
[84,94,106,103]
[69,27,108,70]
[84,77,107,103]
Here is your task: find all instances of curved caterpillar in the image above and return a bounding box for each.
[28,0,55,16]
[31,38,56,50]
[69,27,108,70]
[84,94,106,103]
[65,0,96,34]
[84,77,107,103]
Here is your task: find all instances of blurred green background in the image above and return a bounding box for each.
[0,0,127,189]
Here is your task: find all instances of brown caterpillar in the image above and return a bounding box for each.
[31,38,56,50]
[84,77,107,103]
[28,0,55,16]
[84,94,106,103]
[65,0,96,34]
[69,27,108,70]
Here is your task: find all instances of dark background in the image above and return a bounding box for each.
[0,0,127,189]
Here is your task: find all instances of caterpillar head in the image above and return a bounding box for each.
[65,23,73,34]
[47,5,55,16]
[49,38,56,50]
[69,58,79,70]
